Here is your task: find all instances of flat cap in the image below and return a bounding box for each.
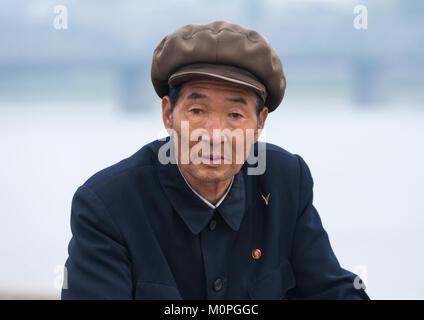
[151,21,286,112]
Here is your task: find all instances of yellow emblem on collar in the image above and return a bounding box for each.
[261,193,270,205]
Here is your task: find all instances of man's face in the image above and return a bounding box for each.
[162,78,268,183]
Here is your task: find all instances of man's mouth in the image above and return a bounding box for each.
[210,155,223,160]
[200,155,225,165]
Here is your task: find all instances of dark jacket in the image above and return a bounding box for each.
[61,137,370,300]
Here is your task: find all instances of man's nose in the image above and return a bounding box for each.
[202,115,227,144]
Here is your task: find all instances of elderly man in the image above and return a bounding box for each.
[61,21,370,300]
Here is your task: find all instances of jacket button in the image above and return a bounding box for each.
[208,219,217,231]
[213,278,224,292]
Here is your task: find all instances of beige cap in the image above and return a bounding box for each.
[151,21,286,112]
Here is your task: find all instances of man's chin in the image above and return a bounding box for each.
[190,163,234,182]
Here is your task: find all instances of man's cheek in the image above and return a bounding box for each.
[232,139,247,165]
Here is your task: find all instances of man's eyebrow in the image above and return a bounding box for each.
[225,97,247,105]
[187,92,208,100]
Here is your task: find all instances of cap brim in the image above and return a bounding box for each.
[168,63,267,102]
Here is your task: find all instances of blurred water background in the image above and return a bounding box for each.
[0,0,423,299]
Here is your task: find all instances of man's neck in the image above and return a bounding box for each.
[176,165,233,206]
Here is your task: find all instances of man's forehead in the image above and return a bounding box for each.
[181,78,255,98]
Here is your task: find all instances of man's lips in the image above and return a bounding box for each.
[199,155,227,164]
[201,155,225,160]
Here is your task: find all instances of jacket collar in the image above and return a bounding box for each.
[156,136,246,235]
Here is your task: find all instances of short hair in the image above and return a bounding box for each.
[168,82,265,124]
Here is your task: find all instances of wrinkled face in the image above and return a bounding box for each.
[162,78,268,183]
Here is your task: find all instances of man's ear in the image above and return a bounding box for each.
[254,106,269,143]
[162,96,173,133]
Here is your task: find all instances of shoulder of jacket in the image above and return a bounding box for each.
[262,141,299,167]
[82,139,163,190]
[241,141,304,182]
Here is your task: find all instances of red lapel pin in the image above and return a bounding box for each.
[252,249,262,260]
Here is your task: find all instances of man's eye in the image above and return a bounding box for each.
[229,113,242,119]
[189,108,203,115]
